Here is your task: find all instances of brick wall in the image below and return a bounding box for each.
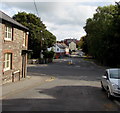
[1,23,28,84]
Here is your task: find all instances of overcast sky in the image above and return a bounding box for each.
[0,0,119,41]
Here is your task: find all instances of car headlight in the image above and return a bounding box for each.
[112,83,119,90]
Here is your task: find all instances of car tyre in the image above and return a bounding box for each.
[107,89,113,100]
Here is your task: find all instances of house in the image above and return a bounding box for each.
[0,11,29,84]
[69,41,77,51]
[64,38,78,51]
[47,43,69,58]
[60,43,69,55]
[53,43,65,58]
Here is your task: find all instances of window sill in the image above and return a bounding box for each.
[3,68,11,72]
[4,38,12,42]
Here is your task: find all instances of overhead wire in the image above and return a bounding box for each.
[33,0,40,17]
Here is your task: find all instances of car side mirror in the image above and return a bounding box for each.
[102,75,107,79]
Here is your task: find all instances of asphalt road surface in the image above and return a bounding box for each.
[2,57,120,111]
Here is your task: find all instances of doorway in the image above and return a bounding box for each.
[22,54,26,78]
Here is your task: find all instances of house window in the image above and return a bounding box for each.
[57,48,59,51]
[23,32,26,46]
[4,53,12,71]
[5,25,12,41]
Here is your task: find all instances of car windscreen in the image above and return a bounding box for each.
[110,69,120,79]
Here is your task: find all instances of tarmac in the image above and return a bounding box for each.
[1,71,120,109]
[1,75,52,99]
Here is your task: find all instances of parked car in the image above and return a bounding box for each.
[101,68,120,99]
[79,52,85,57]
[65,54,70,57]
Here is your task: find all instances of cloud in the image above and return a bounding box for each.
[38,2,96,40]
[44,20,86,40]
[1,1,118,40]
[2,0,119,2]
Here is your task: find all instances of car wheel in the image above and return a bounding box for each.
[101,81,105,91]
[107,89,113,99]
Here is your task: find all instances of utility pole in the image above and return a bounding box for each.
[40,30,42,62]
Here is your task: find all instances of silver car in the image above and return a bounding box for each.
[101,68,120,99]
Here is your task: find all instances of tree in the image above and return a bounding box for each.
[83,2,120,66]
[78,36,88,54]
[13,12,56,58]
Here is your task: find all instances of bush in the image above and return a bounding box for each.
[43,50,55,59]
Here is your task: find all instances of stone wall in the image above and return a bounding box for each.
[0,23,3,85]
[1,23,28,84]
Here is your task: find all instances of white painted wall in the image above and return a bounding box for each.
[47,44,65,53]
[69,41,76,51]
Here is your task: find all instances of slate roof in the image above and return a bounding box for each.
[61,43,69,48]
[0,11,29,31]
[56,43,65,49]
[56,43,68,49]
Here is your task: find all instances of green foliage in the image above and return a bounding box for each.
[13,12,56,58]
[43,50,55,59]
[83,2,120,66]
[79,36,88,55]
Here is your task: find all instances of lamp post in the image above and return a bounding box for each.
[40,30,45,63]
[40,30,43,62]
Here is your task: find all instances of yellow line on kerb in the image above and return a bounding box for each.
[45,77,55,82]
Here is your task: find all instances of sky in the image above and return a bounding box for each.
[0,0,119,41]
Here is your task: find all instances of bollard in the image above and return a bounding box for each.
[68,60,73,65]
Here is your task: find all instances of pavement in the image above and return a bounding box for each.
[1,74,52,99]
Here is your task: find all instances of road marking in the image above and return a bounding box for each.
[114,100,120,107]
[45,77,55,82]
[28,64,48,67]
[41,74,47,76]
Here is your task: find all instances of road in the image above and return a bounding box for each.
[2,57,120,111]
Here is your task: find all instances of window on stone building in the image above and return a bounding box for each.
[57,48,59,51]
[23,32,26,46]
[5,25,13,41]
[3,53,12,71]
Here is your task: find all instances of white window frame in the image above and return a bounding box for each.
[3,53,12,71]
[23,32,26,46]
[5,25,12,41]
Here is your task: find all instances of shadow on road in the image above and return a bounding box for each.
[2,86,119,111]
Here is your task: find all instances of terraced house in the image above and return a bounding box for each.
[0,11,29,84]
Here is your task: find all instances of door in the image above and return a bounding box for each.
[103,71,109,89]
[22,55,26,78]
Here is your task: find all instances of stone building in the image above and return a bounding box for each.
[64,38,79,51]
[0,11,29,84]
[69,41,77,51]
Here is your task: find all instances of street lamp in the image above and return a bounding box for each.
[40,30,43,61]
[40,30,44,63]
